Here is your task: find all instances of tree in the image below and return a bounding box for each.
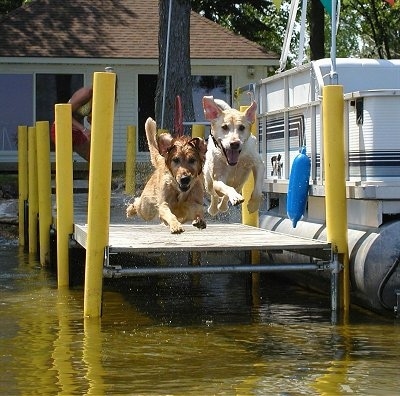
[192,0,286,64]
[155,0,194,133]
[0,0,27,16]
[341,0,400,59]
[308,0,325,60]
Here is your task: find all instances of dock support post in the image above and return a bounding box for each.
[55,104,74,287]
[189,124,206,267]
[125,125,136,195]
[27,126,38,254]
[191,124,205,139]
[240,105,261,303]
[36,121,52,266]
[322,85,350,314]
[240,106,260,266]
[18,125,28,247]
[84,71,116,318]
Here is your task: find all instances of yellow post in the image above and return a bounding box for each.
[55,104,74,287]
[28,126,39,254]
[125,125,136,195]
[36,121,52,266]
[190,124,205,267]
[84,71,116,318]
[191,124,205,139]
[322,85,350,313]
[240,106,260,265]
[18,125,28,246]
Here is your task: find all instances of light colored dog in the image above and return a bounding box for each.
[126,117,207,234]
[202,96,264,216]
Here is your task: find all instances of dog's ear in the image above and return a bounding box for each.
[157,133,173,157]
[189,137,207,156]
[244,101,257,124]
[202,96,222,121]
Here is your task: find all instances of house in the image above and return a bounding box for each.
[0,0,279,168]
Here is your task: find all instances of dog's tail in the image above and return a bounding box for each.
[145,117,162,168]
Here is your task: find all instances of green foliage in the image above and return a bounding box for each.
[341,0,400,59]
[192,0,400,62]
[0,0,26,16]
[191,1,295,65]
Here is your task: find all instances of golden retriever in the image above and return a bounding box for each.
[126,117,207,234]
[202,96,264,216]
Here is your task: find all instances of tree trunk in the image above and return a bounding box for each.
[155,0,194,134]
[308,0,325,60]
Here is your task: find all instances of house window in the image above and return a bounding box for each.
[192,75,232,122]
[0,74,33,152]
[137,74,232,152]
[36,74,84,125]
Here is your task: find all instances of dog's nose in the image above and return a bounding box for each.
[230,141,240,150]
[180,175,191,186]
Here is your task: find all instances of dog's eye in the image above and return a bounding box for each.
[238,124,245,131]
[222,124,229,131]
[172,157,180,164]
[188,157,196,164]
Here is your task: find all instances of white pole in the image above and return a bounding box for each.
[161,0,173,129]
[330,0,338,83]
[279,0,300,72]
[296,0,308,67]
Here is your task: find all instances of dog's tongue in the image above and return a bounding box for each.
[226,149,240,165]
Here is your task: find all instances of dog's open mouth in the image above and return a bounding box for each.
[223,147,241,166]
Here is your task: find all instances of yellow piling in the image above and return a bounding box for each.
[190,124,206,267]
[55,104,74,287]
[18,125,28,246]
[191,124,205,139]
[35,121,52,265]
[322,85,350,313]
[240,106,260,265]
[84,71,116,318]
[125,125,136,195]
[28,126,39,254]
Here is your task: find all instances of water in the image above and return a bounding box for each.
[1,239,399,395]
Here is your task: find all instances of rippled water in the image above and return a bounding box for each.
[1,240,399,395]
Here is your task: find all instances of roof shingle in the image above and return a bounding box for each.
[0,0,277,60]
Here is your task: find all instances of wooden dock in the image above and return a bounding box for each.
[73,222,335,278]
[70,195,339,313]
[74,222,331,255]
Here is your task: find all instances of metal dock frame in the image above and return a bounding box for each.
[73,223,340,317]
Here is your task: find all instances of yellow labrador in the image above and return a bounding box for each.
[126,117,207,234]
[202,96,264,216]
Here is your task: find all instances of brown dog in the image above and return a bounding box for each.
[202,96,264,216]
[126,117,207,234]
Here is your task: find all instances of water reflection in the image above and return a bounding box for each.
[1,242,399,395]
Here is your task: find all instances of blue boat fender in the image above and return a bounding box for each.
[287,146,311,228]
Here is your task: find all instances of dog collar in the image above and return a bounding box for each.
[210,132,239,166]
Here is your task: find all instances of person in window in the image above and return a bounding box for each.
[50,67,116,161]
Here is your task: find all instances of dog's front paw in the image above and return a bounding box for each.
[229,192,245,207]
[192,217,206,229]
[126,204,137,218]
[247,195,262,213]
[170,221,185,234]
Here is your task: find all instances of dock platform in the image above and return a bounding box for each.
[73,222,335,279]
[74,222,331,254]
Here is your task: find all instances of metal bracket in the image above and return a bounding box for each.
[103,265,123,278]
[103,245,118,268]
[330,253,343,274]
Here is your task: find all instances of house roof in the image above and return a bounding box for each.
[0,0,277,60]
